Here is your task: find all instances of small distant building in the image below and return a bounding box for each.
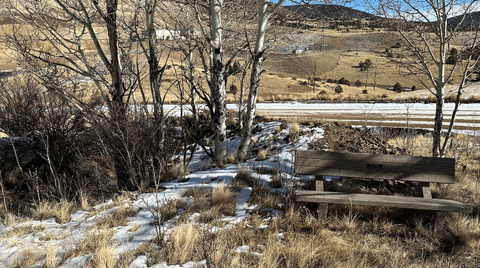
[292,49,304,54]
[141,29,181,40]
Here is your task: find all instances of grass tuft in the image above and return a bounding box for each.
[45,243,59,268]
[158,198,187,223]
[257,150,267,161]
[211,183,236,216]
[289,122,300,140]
[448,214,480,249]
[7,247,44,268]
[232,165,258,190]
[31,199,75,224]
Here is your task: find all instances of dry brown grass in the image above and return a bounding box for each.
[257,150,267,161]
[210,183,236,217]
[178,183,237,224]
[79,190,90,211]
[157,198,187,223]
[179,187,211,223]
[232,165,258,190]
[6,247,44,268]
[63,225,117,267]
[31,199,75,224]
[94,203,138,229]
[227,152,238,164]
[2,212,17,227]
[5,223,33,238]
[45,243,59,268]
[249,184,282,209]
[168,164,191,180]
[87,242,117,268]
[448,214,480,249]
[289,122,300,140]
[268,175,283,188]
[162,223,203,264]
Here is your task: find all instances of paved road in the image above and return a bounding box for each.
[164,102,480,134]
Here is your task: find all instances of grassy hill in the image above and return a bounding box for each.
[284,4,378,20]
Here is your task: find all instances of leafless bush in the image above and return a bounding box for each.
[0,77,115,203]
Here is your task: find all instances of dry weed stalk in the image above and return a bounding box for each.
[45,242,59,268]
[289,122,300,140]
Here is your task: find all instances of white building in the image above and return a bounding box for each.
[142,29,181,40]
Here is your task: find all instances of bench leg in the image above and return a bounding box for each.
[317,204,328,221]
[434,212,446,234]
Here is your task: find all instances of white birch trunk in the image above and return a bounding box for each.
[432,1,448,158]
[238,0,284,159]
[210,0,227,165]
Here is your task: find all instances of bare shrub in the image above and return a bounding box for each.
[394,82,403,93]
[335,85,343,94]
[0,76,116,202]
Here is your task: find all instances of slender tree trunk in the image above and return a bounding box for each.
[238,68,248,129]
[432,90,444,157]
[146,0,165,178]
[189,48,200,137]
[106,0,124,108]
[238,54,263,159]
[210,0,227,165]
[100,0,132,188]
[238,0,284,159]
[433,6,447,158]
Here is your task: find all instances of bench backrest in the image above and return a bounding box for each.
[295,150,455,184]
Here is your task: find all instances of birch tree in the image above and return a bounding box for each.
[209,0,228,165]
[374,0,480,157]
[176,0,251,164]
[237,0,285,159]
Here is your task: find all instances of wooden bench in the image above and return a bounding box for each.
[294,150,473,221]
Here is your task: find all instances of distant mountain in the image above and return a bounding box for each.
[447,11,480,28]
[284,4,378,20]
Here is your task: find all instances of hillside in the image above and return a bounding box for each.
[447,11,480,28]
[284,4,378,20]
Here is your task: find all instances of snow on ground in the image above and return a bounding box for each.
[2,97,478,267]
[162,101,480,133]
[0,121,323,268]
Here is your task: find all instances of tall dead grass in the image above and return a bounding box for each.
[31,199,75,224]
[63,225,118,267]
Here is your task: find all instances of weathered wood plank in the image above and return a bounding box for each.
[294,166,454,183]
[295,158,454,175]
[295,150,455,167]
[294,150,455,184]
[295,190,473,213]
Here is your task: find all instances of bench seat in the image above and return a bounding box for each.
[296,190,473,213]
[294,150,473,217]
